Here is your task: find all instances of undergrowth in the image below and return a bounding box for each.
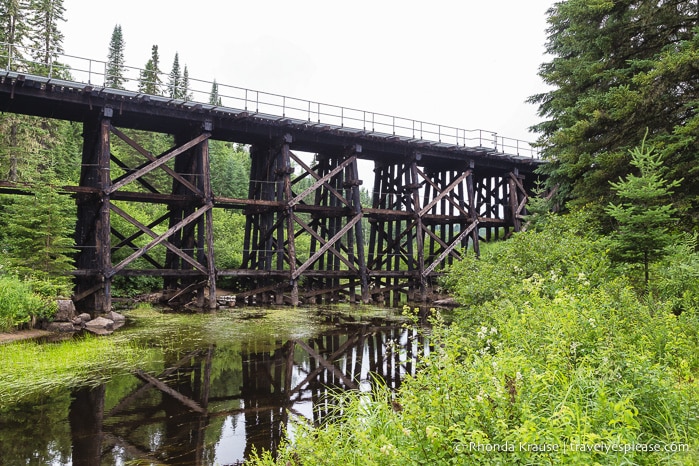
[250,211,699,465]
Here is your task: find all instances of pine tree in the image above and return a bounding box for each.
[4,174,75,295]
[605,135,682,287]
[106,24,126,89]
[167,52,181,98]
[209,79,222,106]
[0,0,30,69]
[138,44,162,95]
[530,1,698,216]
[26,0,65,71]
[179,64,191,100]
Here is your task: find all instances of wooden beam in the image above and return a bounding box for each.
[418,169,471,217]
[423,220,478,277]
[288,154,355,207]
[107,133,209,195]
[291,213,359,273]
[417,167,470,218]
[111,124,204,197]
[134,369,206,414]
[292,215,362,280]
[110,204,210,276]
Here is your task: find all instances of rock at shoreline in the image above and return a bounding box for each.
[54,300,76,322]
[106,311,126,323]
[46,322,76,333]
[85,316,115,335]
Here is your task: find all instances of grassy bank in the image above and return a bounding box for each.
[251,213,699,465]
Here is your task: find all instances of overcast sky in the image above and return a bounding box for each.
[61,0,555,144]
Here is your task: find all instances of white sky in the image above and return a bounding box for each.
[61,0,554,144]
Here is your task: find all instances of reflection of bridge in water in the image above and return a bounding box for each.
[68,323,428,465]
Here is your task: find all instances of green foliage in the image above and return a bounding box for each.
[167,52,181,98]
[605,138,681,286]
[210,141,250,198]
[106,24,125,89]
[442,210,608,307]
[138,44,162,95]
[652,233,699,315]
[209,79,222,106]
[0,275,55,331]
[531,2,698,220]
[252,213,699,465]
[26,0,65,67]
[0,331,144,408]
[2,180,75,296]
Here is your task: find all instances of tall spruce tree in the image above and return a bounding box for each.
[26,0,65,70]
[138,44,162,95]
[179,64,191,100]
[4,174,75,294]
[106,24,126,89]
[0,0,30,69]
[167,52,181,98]
[605,136,681,287]
[209,79,222,105]
[530,1,699,220]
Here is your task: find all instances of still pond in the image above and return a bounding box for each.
[0,304,429,465]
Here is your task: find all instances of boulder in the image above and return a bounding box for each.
[46,322,77,333]
[106,311,126,323]
[54,299,76,322]
[77,313,92,323]
[85,316,114,330]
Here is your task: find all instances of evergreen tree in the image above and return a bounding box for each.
[605,135,681,287]
[138,44,162,95]
[0,0,30,69]
[167,52,180,98]
[530,1,698,218]
[26,0,65,70]
[4,175,75,295]
[106,24,126,89]
[179,64,191,100]
[209,79,222,106]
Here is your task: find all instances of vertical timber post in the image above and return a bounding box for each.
[410,155,427,301]
[281,134,298,306]
[467,161,480,257]
[74,108,112,315]
[201,121,217,309]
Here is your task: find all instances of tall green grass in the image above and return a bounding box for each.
[0,334,144,409]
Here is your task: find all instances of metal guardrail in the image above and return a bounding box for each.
[0,42,540,158]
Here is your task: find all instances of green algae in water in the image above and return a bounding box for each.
[0,303,406,409]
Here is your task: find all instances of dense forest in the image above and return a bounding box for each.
[0,0,698,464]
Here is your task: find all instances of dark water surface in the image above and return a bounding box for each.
[0,305,428,465]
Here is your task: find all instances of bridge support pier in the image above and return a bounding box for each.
[73,113,216,314]
[74,110,112,316]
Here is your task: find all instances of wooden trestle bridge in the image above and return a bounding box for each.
[0,62,543,313]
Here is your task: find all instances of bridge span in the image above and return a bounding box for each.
[0,54,543,312]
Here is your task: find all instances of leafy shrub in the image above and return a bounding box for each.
[250,212,699,465]
[0,275,56,331]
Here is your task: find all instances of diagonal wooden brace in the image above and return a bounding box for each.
[419,170,471,217]
[422,220,478,277]
[292,215,362,280]
[109,204,210,277]
[288,154,355,207]
[292,213,359,273]
[417,167,470,217]
[107,132,209,195]
[110,125,204,196]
